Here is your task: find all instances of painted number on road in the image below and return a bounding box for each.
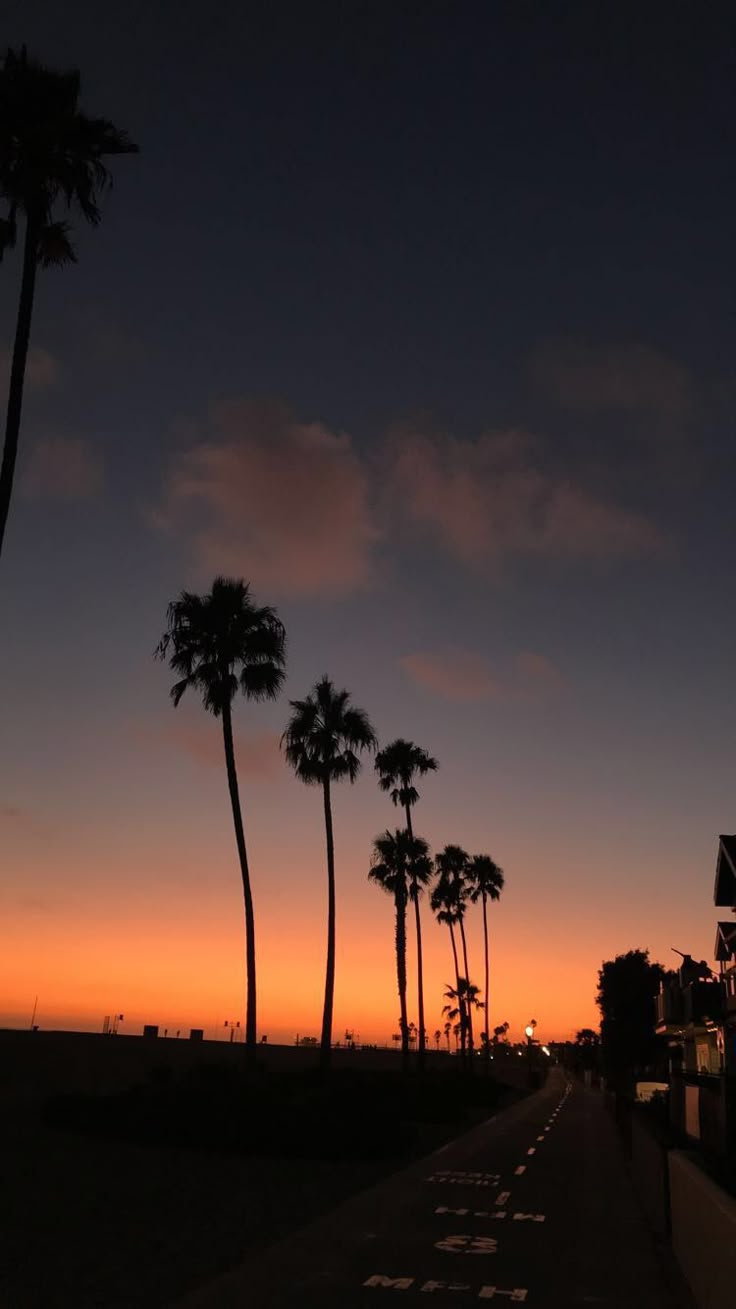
[435,1234,499,1255]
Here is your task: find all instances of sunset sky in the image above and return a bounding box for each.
[2,2,735,1045]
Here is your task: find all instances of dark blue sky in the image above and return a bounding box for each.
[2,2,735,1037]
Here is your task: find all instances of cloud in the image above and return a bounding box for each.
[156,399,379,598]
[136,719,283,780]
[386,426,665,565]
[0,803,24,821]
[400,648,565,703]
[157,400,667,597]
[21,436,104,500]
[531,338,692,415]
[0,345,59,389]
[515,651,565,691]
[400,650,503,702]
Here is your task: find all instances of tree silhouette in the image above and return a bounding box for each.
[442,980,484,1054]
[369,829,431,1069]
[443,1019,452,1051]
[493,1021,510,1045]
[432,901,465,1050]
[575,1028,600,1047]
[156,578,285,1049]
[433,845,475,1055]
[375,739,438,1068]
[434,1028,441,1051]
[596,948,668,1090]
[0,48,137,561]
[282,677,376,1069]
[468,854,504,1053]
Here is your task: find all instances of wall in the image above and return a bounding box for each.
[669,1150,736,1309]
[0,1029,538,1103]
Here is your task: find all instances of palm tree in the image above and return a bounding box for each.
[443,1020,452,1051]
[468,854,505,1053]
[282,677,376,1069]
[375,740,438,1068]
[0,48,137,561]
[434,1028,441,1051]
[442,980,484,1055]
[433,845,475,1054]
[369,829,431,1069]
[155,578,285,1050]
[431,887,466,1055]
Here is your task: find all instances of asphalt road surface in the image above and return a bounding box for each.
[177,1067,690,1308]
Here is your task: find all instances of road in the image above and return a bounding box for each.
[177,1067,690,1308]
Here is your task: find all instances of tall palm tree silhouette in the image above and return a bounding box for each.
[282,677,376,1069]
[0,48,137,561]
[369,828,432,1070]
[468,854,505,1054]
[375,739,437,1068]
[433,845,475,1055]
[156,578,285,1049]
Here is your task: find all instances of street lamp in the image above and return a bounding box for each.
[524,1024,534,1040]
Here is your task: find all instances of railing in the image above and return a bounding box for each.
[656,981,723,1029]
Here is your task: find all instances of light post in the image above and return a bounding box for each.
[525,1019,537,1087]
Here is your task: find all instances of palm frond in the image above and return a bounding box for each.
[156,577,285,720]
[0,46,137,244]
[36,219,76,267]
[282,677,375,787]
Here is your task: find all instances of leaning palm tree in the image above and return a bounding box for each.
[433,845,475,1054]
[375,739,437,1068]
[282,677,376,1069]
[155,578,285,1050]
[468,854,505,1053]
[0,47,137,561]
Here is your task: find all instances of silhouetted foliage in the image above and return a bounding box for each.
[369,829,432,1068]
[0,47,137,560]
[442,980,484,1053]
[596,949,668,1089]
[156,578,286,1048]
[468,854,504,1052]
[433,846,476,1056]
[282,677,376,1069]
[375,739,438,1067]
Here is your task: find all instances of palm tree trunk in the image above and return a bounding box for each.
[395,886,409,1071]
[448,921,466,1058]
[221,699,257,1049]
[0,215,40,562]
[320,777,336,1070]
[458,915,475,1057]
[405,802,426,1070]
[482,889,490,1056]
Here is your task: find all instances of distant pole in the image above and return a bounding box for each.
[29,995,38,1029]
